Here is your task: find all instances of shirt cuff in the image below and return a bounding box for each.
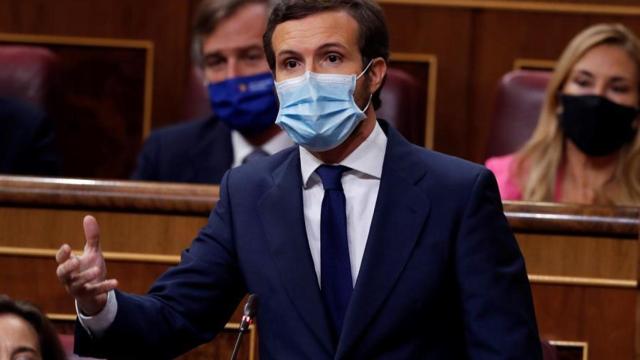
[76,290,118,338]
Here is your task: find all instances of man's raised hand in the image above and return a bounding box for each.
[55,215,118,315]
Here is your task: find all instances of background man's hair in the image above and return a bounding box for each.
[191,0,277,66]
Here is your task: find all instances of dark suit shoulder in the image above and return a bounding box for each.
[131,116,233,183]
[146,117,226,147]
[419,147,485,182]
[227,146,298,185]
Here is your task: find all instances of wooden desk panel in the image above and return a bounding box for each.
[504,201,640,359]
[532,284,635,360]
[2,177,639,359]
[0,207,207,255]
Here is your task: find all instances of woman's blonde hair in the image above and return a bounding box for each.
[514,23,640,205]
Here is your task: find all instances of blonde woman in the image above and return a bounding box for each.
[486,23,640,205]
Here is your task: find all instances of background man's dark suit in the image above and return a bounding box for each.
[131,115,232,184]
[0,97,59,176]
[76,121,541,359]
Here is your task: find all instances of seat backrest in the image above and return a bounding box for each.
[376,67,423,145]
[485,69,552,159]
[0,45,59,107]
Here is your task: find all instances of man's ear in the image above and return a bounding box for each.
[367,58,387,94]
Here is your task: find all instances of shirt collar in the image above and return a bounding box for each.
[300,121,388,188]
[231,129,293,168]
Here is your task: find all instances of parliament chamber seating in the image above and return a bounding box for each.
[0,45,58,107]
[376,67,423,143]
[485,69,552,160]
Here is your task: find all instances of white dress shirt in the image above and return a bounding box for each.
[231,129,293,168]
[78,121,387,336]
[300,121,387,286]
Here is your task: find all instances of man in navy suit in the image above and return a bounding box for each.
[131,0,291,184]
[56,0,542,358]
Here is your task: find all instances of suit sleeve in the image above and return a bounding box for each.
[455,169,542,359]
[75,171,246,359]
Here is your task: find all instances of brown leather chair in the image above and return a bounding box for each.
[0,45,59,107]
[485,69,552,159]
[376,67,423,145]
[182,66,425,145]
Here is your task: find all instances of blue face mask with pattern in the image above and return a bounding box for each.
[274,61,373,151]
[208,72,279,134]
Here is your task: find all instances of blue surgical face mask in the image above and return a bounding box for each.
[274,61,373,151]
[208,72,279,134]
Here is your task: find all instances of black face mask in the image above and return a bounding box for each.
[560,94,638,157]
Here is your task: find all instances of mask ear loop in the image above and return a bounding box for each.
[356,59,375,112]
[361,94,373,112]
[356,59,375,80]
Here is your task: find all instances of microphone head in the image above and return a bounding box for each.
[244,294,258,318]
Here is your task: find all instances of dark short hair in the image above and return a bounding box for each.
[263,0,390,109]
[0,295,67,360]
[191,0,277,65]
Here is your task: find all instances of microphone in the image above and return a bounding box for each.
[230,294,258,360]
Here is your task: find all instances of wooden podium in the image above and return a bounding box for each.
[0,176,638,359]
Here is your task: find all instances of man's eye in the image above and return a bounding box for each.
[285,60,298,69]
[205,57,225,68]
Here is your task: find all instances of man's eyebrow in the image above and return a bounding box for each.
[276,49,302,58]
[238,45,265,53]
[317,42,348,52]
[12,346,39,356]
[204,44,264,57]
[276,43,349,59]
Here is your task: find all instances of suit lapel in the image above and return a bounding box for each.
[258,149,335,354]
[336,125,432,358]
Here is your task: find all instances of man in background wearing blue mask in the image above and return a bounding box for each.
[59,1,541,358]
[131,0,291,184]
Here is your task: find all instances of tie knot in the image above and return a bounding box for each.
[315,165,349,190]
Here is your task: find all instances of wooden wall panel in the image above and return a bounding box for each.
[0,0,194,130]
[382,1,640,162]
[468,9,640,162]
[532,284,636,360]
[4,1,640,177]
[383,4,472,158]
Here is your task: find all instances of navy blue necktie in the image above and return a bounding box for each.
[315,165,353,339]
